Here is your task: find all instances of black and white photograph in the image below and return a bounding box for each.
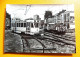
[4,4,76,54]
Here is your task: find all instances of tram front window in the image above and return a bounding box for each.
[24,23,26,27]
[31,23,33,27]
[27,22,30,26]
[35,23,38,27]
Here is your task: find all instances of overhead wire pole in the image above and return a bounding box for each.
[24,5,31,15]
[24,5,31,34]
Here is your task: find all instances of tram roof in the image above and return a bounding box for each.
[25,18,34,20]
[48,23,55,24]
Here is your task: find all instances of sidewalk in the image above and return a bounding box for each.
[4,30,23,53]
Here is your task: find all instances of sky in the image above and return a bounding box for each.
[6,4,74,20]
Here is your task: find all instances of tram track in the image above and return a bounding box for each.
[37,32,75,46]
[20,31,75,53]
[33,37,55,53]
[44,32,75,42]
[36,36,74,46]
[21,34,55,53]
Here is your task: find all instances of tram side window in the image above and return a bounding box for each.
[31,23,33,27]
[24,23,26,27]
[21,23,23,27]
[17,23,18,27]
[19,23,20,27]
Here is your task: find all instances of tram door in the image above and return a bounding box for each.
[26,22,30,32]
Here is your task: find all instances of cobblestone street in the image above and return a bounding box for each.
[4,30,76,53]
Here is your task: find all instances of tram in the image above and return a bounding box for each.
[11,19,40,35]
[44,10,70,34]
